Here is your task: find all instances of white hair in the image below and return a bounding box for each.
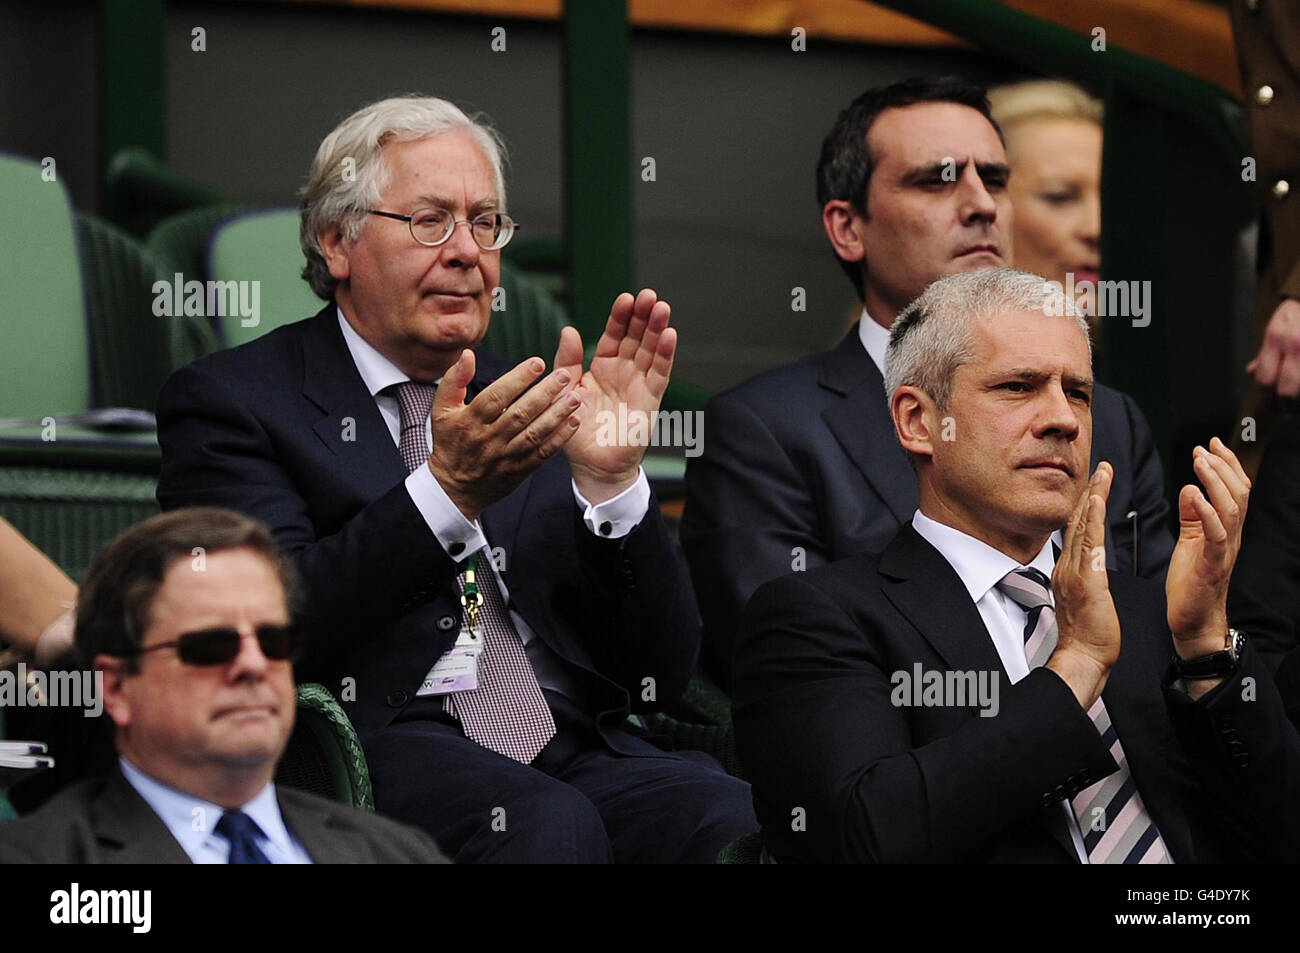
[298,95,508,300]
[884,268,1090,412]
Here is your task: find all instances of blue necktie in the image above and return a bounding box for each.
[215,810,272,864]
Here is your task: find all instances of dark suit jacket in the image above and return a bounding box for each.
[154,305,699,751]
[0,768,448,863]
[682,325,1175,688]
[1230,414,1300,672]
[732,525,1300,864]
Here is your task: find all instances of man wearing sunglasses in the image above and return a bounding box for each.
[0,508,448,863]
[154,96,755,863]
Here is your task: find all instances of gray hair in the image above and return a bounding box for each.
[883,268,1090,411]
[298,95,508,300]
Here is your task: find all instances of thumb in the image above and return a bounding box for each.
[1176,484,1203,531]
[434,349,475,413]
[554,325,584,371]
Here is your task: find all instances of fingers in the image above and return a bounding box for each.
[1058,467,1096,578]
[471,356,547,421]
[1193,442,1243,529]
[594,292,637,361]
[646,325,678,399]
[433,349,476,413]
[596,289,672,368]
[508,384,582,460]
[1179,484,1228,569]
[1081,465,1111,571]
[497,364,575,442]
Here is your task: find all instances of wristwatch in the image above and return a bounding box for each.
[1174,628,1246,680]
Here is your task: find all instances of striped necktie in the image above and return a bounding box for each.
[997,567,1171,864]
[389,381,557,764]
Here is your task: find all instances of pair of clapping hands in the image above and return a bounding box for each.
[1050,438,1251,706]
[426,289,674,520]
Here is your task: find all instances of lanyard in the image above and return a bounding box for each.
[460,553,484,631]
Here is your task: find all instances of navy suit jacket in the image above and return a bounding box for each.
[155,305,699,749]
[733,525,1300,863]
[682,325,1175,688]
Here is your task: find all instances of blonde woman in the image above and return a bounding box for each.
[989,80,1104,319]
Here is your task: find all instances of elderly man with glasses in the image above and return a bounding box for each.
[154,95,755,864]
[0,508,449,863]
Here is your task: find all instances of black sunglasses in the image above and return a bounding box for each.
[130,624,297,666]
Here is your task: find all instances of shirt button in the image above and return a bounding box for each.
[436,615,457,631]
[448,541,466,557]
[1256,85,1274,106]
[599,520,613,536]
[1273,179,1290,199]
[386,690,409,707]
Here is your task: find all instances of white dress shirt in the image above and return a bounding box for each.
[858,307,892,377]
[119,757,312,864]
[911,510,1091,863]
[337,309,650,694]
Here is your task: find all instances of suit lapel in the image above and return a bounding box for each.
[90,770,194,863]
[277,790,371,863]
[299,306,407,499]
[818,327,917,525]
[877,526,1079,861]
[877,525,1007,677]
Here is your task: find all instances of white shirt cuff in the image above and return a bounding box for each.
[405,463,488,560]
[573,468,651,539]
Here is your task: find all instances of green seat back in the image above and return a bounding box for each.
[207,209,321,348]
[77,213,215,410]
[0,154,90,418]
[275,683,374,810]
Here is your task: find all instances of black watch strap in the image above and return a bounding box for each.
[1174,629,1245,680]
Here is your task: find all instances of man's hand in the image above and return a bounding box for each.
[1246,298,1300,398]
[554,288,677,504]
[427,349,582,521]
[1166,437,1251,656]
[1047,462,1121,709]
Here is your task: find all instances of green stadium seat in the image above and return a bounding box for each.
[0,153,91,421]
[77,213,215,411]
[275,683,375,811]
[205,208,321,347]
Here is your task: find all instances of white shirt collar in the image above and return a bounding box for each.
[337,306,413,398]
[119,756,297,861]
[857,306,892,377]
[911,510,1058,605]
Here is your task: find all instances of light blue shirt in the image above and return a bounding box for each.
[119,757,313,864]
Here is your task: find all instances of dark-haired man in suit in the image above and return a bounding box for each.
[734,269,1299,864]
[0,507,448,863]
[682,76,1173,689]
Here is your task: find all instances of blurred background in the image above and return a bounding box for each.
[0,0,1267,570]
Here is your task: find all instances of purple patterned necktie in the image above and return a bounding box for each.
[390,382,556,764]
[997,567,1170,864]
